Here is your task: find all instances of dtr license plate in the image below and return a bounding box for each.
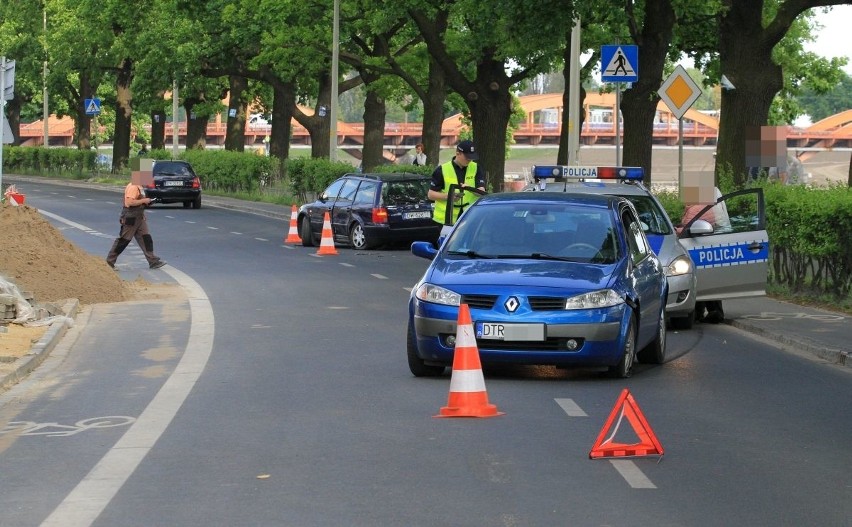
[475,322,545,341]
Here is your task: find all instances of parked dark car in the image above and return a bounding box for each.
[298,173,440,249]
[145,160,202,209]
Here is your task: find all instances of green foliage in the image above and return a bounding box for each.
[284,158,355,202]
[178,149,278,193]
[372,164,433,177]
[1,146,97,177]
[763,183,852,298]
[653,189,685,226]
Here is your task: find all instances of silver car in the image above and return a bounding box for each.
[527,166,768,329]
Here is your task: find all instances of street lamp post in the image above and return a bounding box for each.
[329,0,339,162]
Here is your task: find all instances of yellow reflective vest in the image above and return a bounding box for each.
[432,161,480,225]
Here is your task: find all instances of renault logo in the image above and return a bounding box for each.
[504,296,519,312]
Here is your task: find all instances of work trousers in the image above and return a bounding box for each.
[106,213,161,267]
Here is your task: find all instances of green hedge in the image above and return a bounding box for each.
[1,146,98,177]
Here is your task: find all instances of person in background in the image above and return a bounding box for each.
[106,171,166,270]
[413,143,427,166]
[428,140,486,234]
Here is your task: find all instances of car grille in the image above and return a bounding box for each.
[528,297,567,310]
[461,294,497,309]
[477,338,585,351]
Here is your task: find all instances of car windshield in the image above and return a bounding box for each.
[445,203,619,264]
[621,195,672,235]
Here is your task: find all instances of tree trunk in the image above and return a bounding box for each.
[848,151,851,187]
[112,59,133,172]
[75,72,94,150]
[463,60,514,191]
[558,39,587,165]
[184,96,207,150]
[150,109,166,150]
[621,0,675,185]
[361,89,386,172]
[421,57,447,165]
[225,75,248,152]
[299,73,332,159]
[6,95,22,146]
[715,2,783,187]
[269,80,295,163]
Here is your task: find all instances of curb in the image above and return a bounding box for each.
[725,318,851,369]
[0,299,80,391]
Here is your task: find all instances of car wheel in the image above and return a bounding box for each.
[349,222,375,249]
[407,320,444,377]
[608,314,636,378]
[183,201,191,208]
[670,312,694,330]
[638,306,667,364]
[192,196,202,209]
[299,216,315,247]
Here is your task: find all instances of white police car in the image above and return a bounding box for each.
[527,166,768,328]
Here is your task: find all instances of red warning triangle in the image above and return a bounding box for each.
[589,388,664,459]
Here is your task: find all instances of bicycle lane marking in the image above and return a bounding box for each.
[41,264,214,527]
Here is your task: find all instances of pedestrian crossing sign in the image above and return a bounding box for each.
[85,98,101,115]
[601,45,638,83]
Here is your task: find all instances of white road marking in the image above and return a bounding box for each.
[35,212,215,527]
[555,398,587,417]
[371,273,388,279]
[255,237,269,241]
[610,460,657,489]
[185,221,196,224]
[340,262,354,267]
[230,231,242,235]
[207,226,218,230]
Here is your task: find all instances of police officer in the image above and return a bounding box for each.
[428,140,486,234]
[106,171,166,269]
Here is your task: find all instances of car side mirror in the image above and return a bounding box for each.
[411,241,438,260]
[689,219,714,235]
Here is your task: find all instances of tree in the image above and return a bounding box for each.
[409,0,575,191]
[713,1,850,186]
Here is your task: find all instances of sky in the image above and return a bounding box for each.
[805,5,852,74]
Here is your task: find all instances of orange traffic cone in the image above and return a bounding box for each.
[316,212,338,255]
[284,205,301,243]
[589,388,664,459]
[435,304,503,418]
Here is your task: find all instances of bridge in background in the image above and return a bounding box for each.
[16,93,852,151]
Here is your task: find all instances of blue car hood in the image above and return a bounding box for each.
[426,258,617,291]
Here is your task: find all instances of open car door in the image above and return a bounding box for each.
[678,188,768,301]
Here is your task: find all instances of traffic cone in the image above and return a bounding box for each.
[435,304,503,418]
[589,388,664,459]
[316,212,338,255]
[284,205,301,243]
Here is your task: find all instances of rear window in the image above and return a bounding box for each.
[154,162,194,177]
[382,179,430,206]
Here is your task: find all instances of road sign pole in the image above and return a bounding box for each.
[615,83,621,166]
[678,118,684,200]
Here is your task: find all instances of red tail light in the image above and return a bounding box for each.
[372,207,388,223]
[191,177,201,189]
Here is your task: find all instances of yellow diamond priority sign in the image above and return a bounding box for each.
[658,65,702,120]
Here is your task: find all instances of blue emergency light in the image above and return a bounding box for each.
[532,165,644,182]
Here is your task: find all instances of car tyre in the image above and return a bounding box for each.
[299,216,315,247]
[192,196,202,209]
[349,222,373,250]
[608,314,636,378]
[183,201,191,208]
[670,312,694,330]
[407,321,444,377]
[638,306,667,364]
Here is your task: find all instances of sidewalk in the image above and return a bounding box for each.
[4,175,851,381]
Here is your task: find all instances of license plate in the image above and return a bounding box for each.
[475,322,545,341]
[403,211,431,219]
[164,180,183,187]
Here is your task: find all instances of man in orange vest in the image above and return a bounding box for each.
[106,171,166,269]
[428,140,486,233]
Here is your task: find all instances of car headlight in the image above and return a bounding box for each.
[666,255,692,277]
[415,283,461,306]
[565,289,624,309]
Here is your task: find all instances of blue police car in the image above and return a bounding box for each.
[408,191,668,378]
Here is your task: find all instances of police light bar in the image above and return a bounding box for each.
[532,165,644,182]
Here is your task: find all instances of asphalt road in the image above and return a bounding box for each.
[0,179,850,527]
